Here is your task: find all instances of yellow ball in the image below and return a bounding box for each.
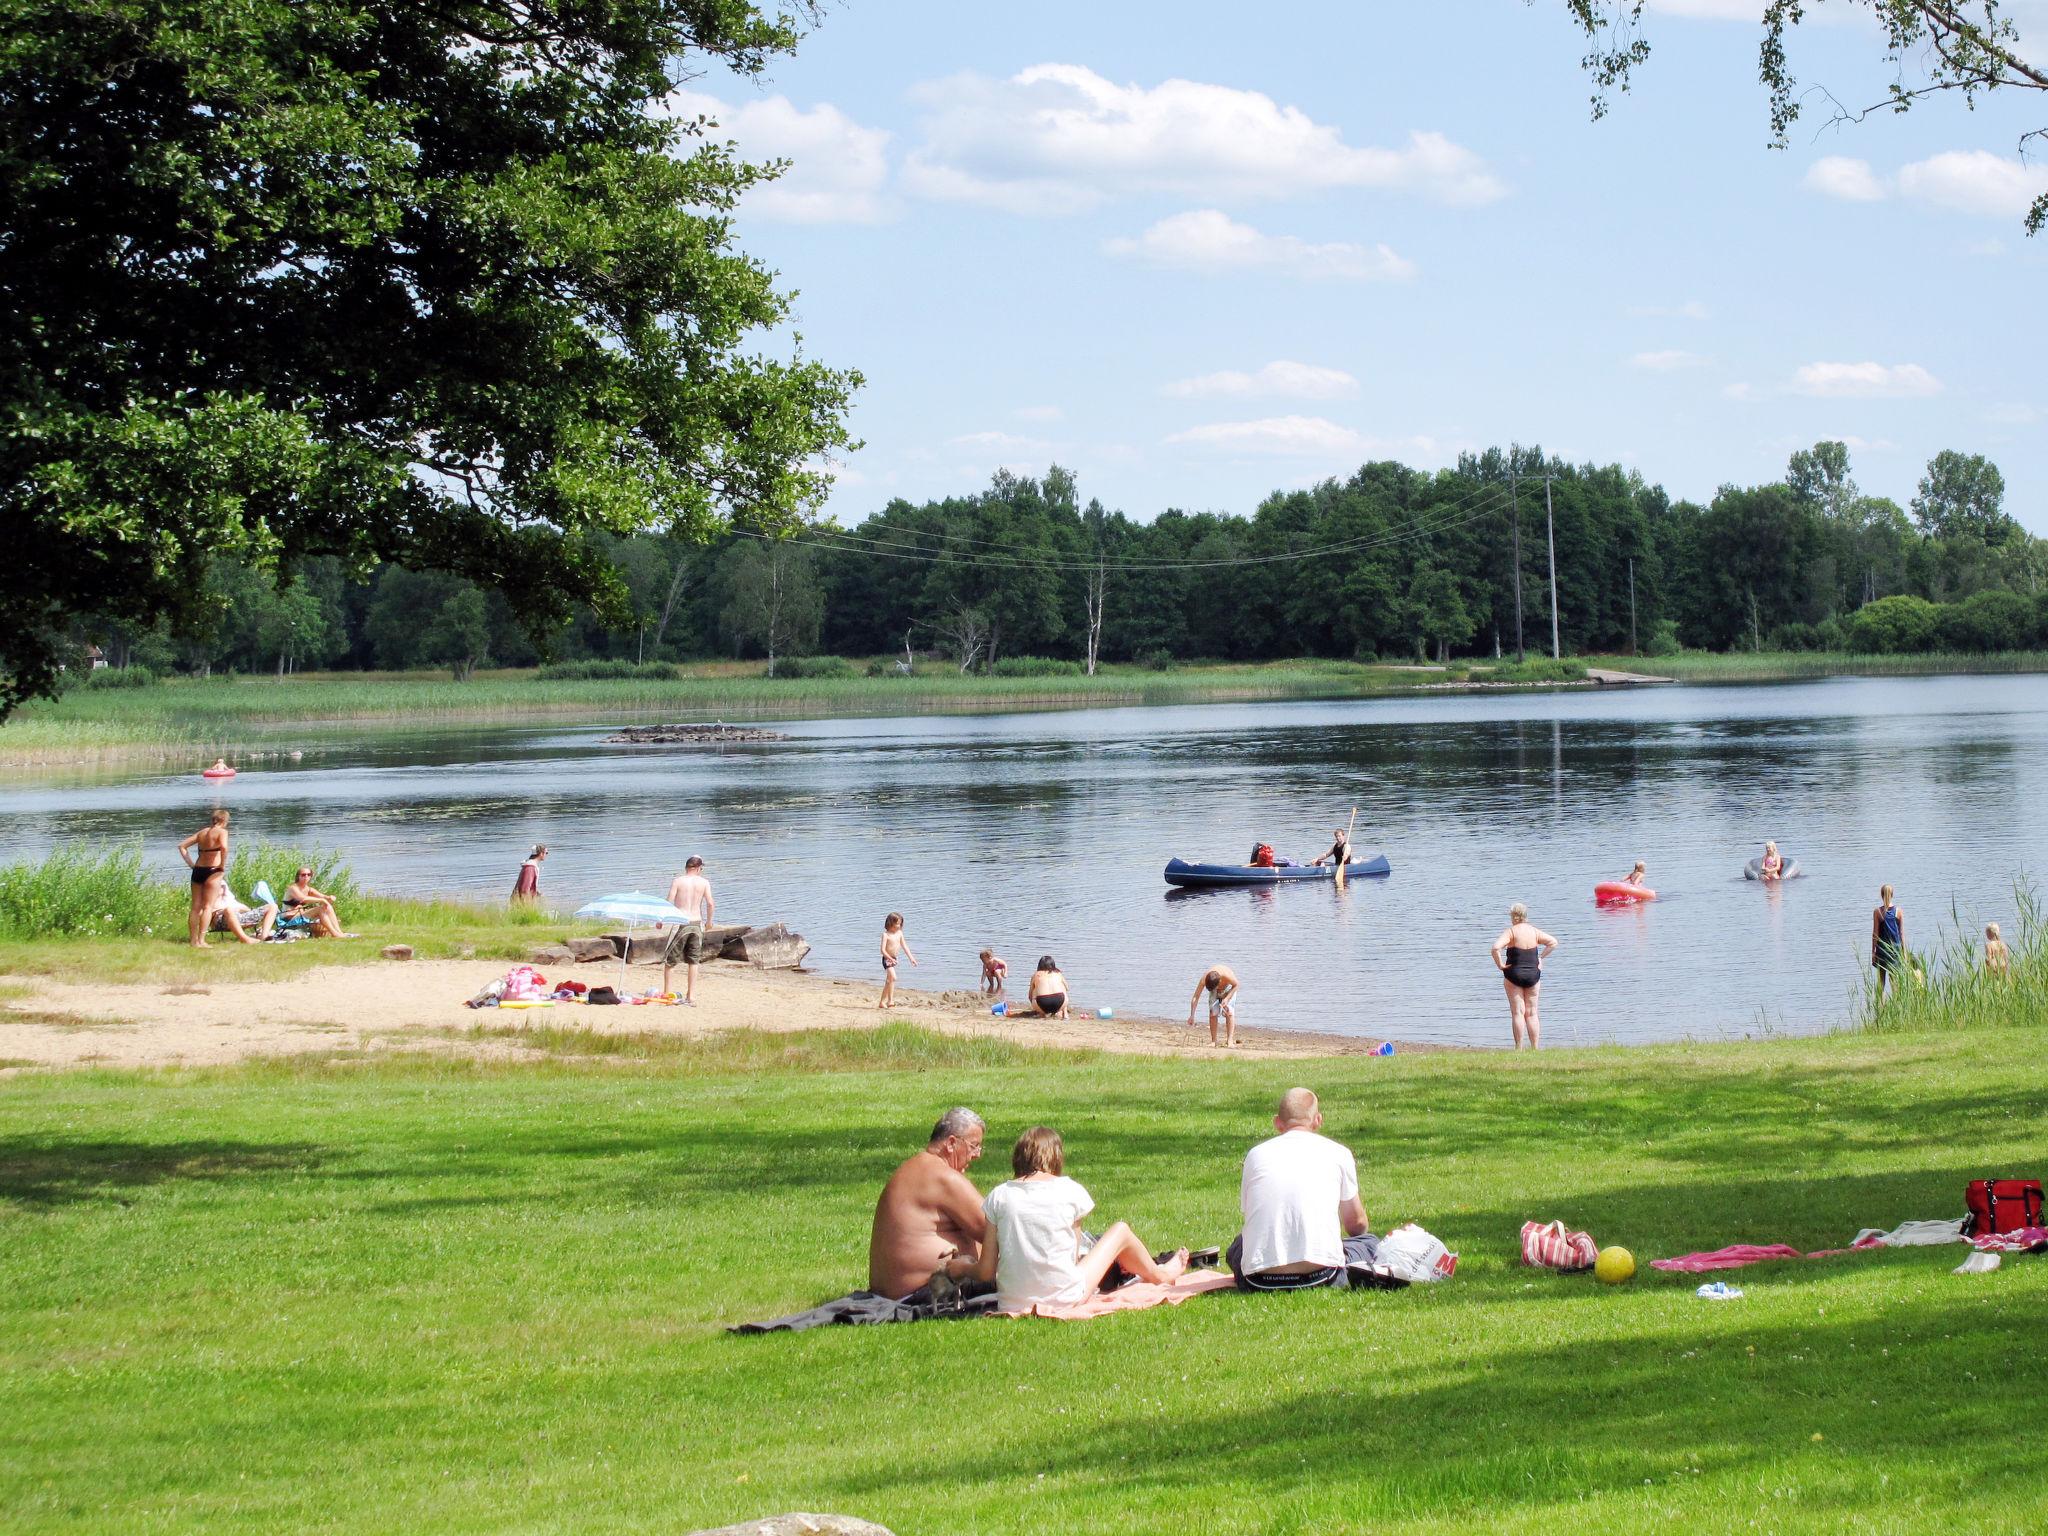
[1594,1246,1636,1284]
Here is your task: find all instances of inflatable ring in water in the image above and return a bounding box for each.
[1594,881,1656,904]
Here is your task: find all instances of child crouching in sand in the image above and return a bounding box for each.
[879,913,917,1009]
[979,948,1008,994]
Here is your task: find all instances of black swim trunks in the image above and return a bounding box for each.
[664,921,707,966]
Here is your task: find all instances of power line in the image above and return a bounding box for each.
[758,483,1517,574]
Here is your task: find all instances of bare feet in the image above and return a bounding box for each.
[1161,1249,1190,1283]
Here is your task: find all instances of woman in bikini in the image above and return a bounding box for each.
[1491,901,1559,1049]
[1028,956,1070,1019]
[1758,841,1783,883]
[178,809,232,948]
[1187,964,1240,1047]
[284,867,347,938]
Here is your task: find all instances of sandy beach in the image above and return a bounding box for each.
[0,953,1429,1072]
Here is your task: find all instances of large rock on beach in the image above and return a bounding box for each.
[728,922,810,970]
[565,935,621,963]
[685,1517,894,1536]
[526,944,576,966]
[604,931,674,964]
[703,922,753,958]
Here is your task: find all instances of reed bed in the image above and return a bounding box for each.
[1589,650,2048,683]
[1856,884,2048,1033]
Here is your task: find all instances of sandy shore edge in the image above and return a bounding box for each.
[0,953,1448,1072]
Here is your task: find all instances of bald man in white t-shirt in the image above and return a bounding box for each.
[1226,1087,1378,1291]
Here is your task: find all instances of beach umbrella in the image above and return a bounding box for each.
[575,891,688,994]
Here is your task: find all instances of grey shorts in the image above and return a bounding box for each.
[664,922,707,966]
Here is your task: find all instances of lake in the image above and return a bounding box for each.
[2,674,2043,1046]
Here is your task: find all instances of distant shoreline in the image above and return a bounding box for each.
[5,652,2046,768]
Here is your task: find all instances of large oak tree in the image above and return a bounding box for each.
[0,0,859,714]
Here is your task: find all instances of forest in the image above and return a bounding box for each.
[83,441,2048,680]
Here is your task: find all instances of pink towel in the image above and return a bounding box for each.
[1650,1243,1856,1273]
[1973,1226,2048,1253]
[995,1270,1236,1320]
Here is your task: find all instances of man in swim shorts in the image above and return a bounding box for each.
[662,855,715,1004]
[868,1108,993,1302]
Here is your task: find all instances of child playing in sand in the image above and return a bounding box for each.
[1986,922,2011,980]
[979,949,1008,994]
[879,913,917,1009]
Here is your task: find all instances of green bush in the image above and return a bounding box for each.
[1467,657,1587,684]
[1936,589,2036,653]
[771,655,858,679]
[0,845,183,939]
[1643,618,1682,657]
[1845,594,1939,654]
[82,665,160,689]
[1136,648,1177,672]
[1766,622,1826,653]
[534,660,678,681]
[987,655,1083,677]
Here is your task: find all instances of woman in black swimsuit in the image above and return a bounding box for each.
[1490,902,1559,1049]
[1027,955,1069,1019]
[177,809,232,949]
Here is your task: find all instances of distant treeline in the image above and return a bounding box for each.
[82,442,2047,679]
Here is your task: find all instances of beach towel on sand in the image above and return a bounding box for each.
[995,1270,1236,1320]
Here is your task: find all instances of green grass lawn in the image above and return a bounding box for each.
[5,1023,2046,1534]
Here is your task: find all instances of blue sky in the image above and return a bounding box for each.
[682,1,2048,531]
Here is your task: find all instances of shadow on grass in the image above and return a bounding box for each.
[826,1299,2042,1522]
[0,1136,322,1210]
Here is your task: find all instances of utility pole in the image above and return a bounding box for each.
[1543,473,1560,660]
[1628,556,1638,656]
[1508,473,1525,664]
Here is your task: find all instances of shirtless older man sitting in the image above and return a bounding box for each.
[868,1107,992,1301]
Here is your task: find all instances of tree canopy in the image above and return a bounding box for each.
[0,0,859,715]
[1552,1,2047,233]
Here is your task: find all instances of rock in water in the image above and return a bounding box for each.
[604,723,789,746]
[686,1517,895,1536]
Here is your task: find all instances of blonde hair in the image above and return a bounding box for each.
[1277,1087,1319,1126]
[1765,841,1778,854]
[1987,922,2002,941]
[1880,884,1894,902]
[1509,902,1528,923]
[1012,1126,1063,1177]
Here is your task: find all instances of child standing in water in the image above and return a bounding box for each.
[878,913,917,1009]
[979,949,1008,994]
[1985,922,2011,980]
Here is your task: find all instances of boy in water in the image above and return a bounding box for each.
[1985,922,2011,980]
[879,913,917,1009]
[979,948,1008,994]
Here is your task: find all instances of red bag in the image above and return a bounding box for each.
[1965,1178,2043,1236]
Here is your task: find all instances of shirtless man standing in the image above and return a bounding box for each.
[867,1107,990,1301]
[662,856,715,1004]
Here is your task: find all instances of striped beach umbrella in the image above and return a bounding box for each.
[575,892,690,992]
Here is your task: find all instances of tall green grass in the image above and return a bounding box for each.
[1857,884,2047,1033]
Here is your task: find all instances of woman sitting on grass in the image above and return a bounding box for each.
[972,1127,1187,1312]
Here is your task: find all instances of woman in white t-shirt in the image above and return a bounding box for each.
[971,1127,1188,1311]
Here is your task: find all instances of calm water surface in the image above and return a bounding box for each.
[3,675,2043,1046]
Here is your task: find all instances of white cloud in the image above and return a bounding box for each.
[1789,362,1943,399]
[1723,382,1757,402]
[1166,416,1365,456]
[1897,150,2048,218]
[1106,211,1415,282]
[1164,361,1360,400]
[1629,349,1709,372]
[665,90,890,223]
[1804,155,1887,203]
[1012,405,1065,423]
[1629,299,1709,320]
[948,430,1052,451]
[901,64,1504,214]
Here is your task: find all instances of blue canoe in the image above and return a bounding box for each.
[1164,854,1391,889]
